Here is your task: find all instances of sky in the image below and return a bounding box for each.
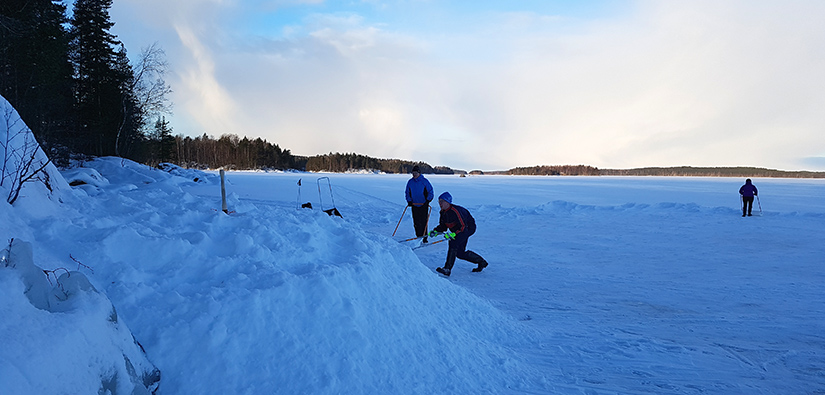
[106,0,825,171]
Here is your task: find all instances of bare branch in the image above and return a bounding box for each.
[2,102,55,204]
[134,42,173,116]
[70,254,94,273]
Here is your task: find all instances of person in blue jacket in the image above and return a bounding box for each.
[429,192,488,276]
[405,165,434,242]
[739,178,758,217]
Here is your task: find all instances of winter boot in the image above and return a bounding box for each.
[436,267,451,276]
[444,249,457,272]
[465,250,488,272]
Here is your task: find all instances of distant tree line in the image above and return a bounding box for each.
[490,165,601,176]
[599,166,825,178]
[172,133,295,170]
[161,137,455,175]
[301,152,455,174]
[1,0,172,166]
[482,165,825,178]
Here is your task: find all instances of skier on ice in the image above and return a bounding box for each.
[739,178,758,217]
[429,192,488,277]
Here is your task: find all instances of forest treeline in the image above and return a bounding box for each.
[488,165,601,176]
[303,153,455,174]
[170,133,453,174]
[486,165,825,178]
[599,166,825,178]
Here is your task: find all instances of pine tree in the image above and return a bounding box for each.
[0,0,74,165]
[152,117,174,164]
[69,0,124,157]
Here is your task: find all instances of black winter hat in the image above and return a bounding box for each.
[412,165,420,173]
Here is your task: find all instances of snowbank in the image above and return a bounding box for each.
[0,95,69,215]
[42,158,541,394]
[0,240,160,394]
[0,95,160,395]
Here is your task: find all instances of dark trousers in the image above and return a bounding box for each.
[444,229,486,270]
[742,196,754,215]
[411,205,430,238]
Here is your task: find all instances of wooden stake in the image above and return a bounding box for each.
[220,169,228,213]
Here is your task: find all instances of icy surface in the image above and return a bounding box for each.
[3,160,825,394]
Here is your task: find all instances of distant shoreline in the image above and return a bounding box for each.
[474,165,825,178]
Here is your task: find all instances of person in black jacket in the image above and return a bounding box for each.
[739,178,758,217]
[429,192,488,276]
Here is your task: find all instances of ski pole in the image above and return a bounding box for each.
[756,195,763,216]
[425,205,432,231]
[295,179,302,210]
[392,206,409,236]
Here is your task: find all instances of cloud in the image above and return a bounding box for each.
[173,24,240,135]
[110,0,825,171]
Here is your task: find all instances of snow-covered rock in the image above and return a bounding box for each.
[1,239,160,394]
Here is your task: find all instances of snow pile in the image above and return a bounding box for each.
[0,95,69,212]
[0,240,160,394]
[157,162,216,183]
[3,152,543,393]
[0,95,160,395]
[36,157,541,394]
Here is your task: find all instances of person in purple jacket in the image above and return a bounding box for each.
[739,178,758,217]
[405,165,434,242]
[429,191,488,277]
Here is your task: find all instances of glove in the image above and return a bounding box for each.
[428,230,438,238]
[444,231,456,240]
[408,201,413,207]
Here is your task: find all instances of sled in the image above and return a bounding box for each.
[295,177,342,217]
[317,177,343,217]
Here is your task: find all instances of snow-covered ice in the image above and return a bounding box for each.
[4,157,825,394]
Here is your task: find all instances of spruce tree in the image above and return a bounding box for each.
[69,0,124,157]
[150,116,174,164]
[0,0,74,164]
